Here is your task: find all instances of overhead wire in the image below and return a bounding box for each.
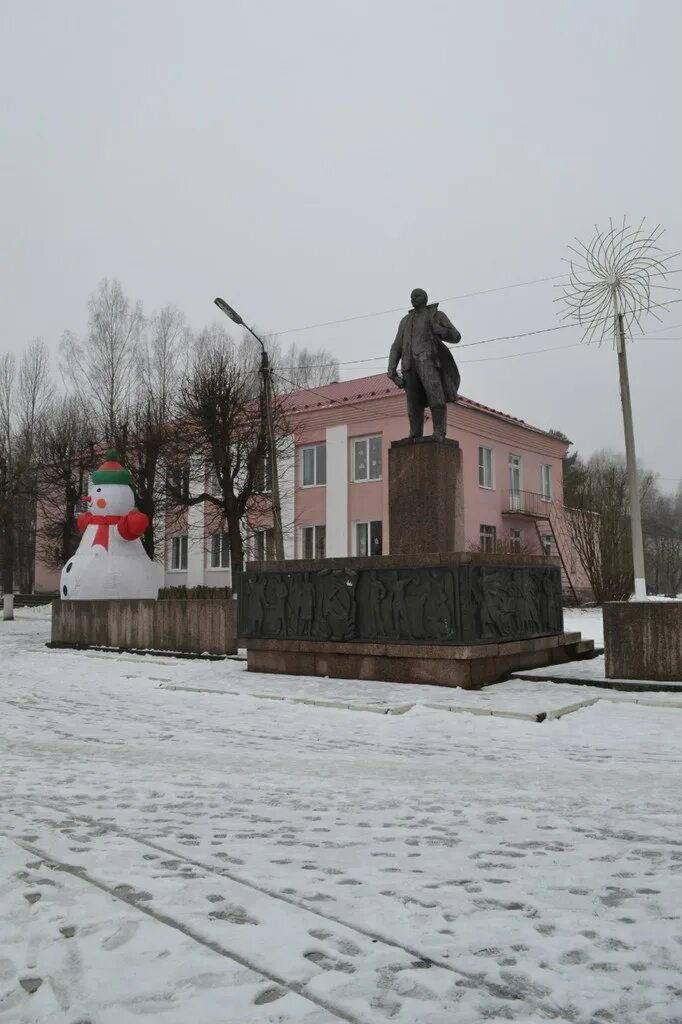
[274,273,567,336]
[273,297,682,373]
[273,266,682,338]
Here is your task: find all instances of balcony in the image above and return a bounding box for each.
[503,489,553,517]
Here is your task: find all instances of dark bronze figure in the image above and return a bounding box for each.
[388,288,462,441]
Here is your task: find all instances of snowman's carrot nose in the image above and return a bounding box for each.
[96,498,107,509]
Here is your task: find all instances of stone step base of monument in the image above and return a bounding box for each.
[245,631,596,689]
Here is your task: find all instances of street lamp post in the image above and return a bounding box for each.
[214,298,285,563]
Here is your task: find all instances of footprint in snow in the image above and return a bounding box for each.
[101,920,140,951]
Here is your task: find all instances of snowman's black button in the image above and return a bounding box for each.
[62,585,68,597]
[65,562,73,573]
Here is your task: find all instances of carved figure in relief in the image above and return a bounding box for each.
[274,577,289,635]
[425,572,451,638]
[391,574,413,640]
[299,573,315,636]
[368,571,388,639]
[248,576,267,634]
[540,568,558,630]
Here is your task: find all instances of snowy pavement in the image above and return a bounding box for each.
[1,609,682,1023]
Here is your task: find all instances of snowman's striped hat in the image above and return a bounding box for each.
[92,449,132,486]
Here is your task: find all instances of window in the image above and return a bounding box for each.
[479,524,496,553]
[301,524,326,559]
[168,465,190,501]
[355,520,383,557]
[540,464,552,502]
[207,467,221,496]
[541,534,553,557]
[209,532,230,569]
[253,528,274,562]
[301,443,326,487]
[353,436,382,482]
[170,534,188,571]
[254,455,273,494]
[478,446,494,489]
[508,455,522,511]
[510,528,522,554]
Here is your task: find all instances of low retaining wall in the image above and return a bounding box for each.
[604,601,682,681]
[51,599,238,657]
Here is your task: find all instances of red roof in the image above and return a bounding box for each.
[283,372,560,440]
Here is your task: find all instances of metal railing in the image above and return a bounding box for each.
[503,489,553,517]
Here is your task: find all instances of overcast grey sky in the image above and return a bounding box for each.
[2,0,681,489]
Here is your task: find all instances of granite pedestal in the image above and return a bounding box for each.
[239,553,593,688]
[389,437,464,556]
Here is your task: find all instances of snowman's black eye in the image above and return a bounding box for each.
[96,488,101,492]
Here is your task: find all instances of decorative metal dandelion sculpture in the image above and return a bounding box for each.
[558,217,678,600]
[559,217,675,345]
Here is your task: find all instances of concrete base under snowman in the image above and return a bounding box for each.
[60,451,162,601]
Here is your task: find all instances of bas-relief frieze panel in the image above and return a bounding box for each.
[240,564,563,646]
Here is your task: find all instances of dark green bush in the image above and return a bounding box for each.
[158,585,233,601]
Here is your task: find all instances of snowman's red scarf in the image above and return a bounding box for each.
[79,512,123,550]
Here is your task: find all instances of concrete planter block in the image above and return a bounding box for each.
[604,601,682,681]
[51,599,237,657]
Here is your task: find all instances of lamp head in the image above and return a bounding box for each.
[214,297,244,325]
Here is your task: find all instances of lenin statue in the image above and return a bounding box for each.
[387,288,462,441]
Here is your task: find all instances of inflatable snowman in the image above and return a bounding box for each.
[60,450,162,601]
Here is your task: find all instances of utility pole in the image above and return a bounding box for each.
[214,298,285,562]
[615,306,647,600]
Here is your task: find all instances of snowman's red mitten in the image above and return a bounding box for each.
[117,509,150,541]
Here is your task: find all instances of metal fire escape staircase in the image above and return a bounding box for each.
[503,490,580,604]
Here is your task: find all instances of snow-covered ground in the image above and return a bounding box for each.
[1,607,681,1023]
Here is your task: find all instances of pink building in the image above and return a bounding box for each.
[270,374,580,593]
[34,374,587,597]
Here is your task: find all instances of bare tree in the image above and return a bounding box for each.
[0,340,52,614]
[642,488,682,597]
[35,395,97,572]
[275,342,340,390]
[144,305,188,415]
[167,327,292,578]
[114,305,186,559]
[566,450,656,603]
[60,278,143,440]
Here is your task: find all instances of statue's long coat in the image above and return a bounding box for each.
[388,303,461,403]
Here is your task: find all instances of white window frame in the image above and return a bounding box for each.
[478,446,495,489]
[168,465,190,501]
[169,534,188,571]
[479,524,496,553]
[252,528,274,562]
[301,443,327,488]
[508,454,522,511]
[541,533,553,557]
[352,435,382,483]
[209,532,230,570]
[207,467,221,496]
[353,519,383,557]
[509,528,522,554]
[540,464,552,502]
[300,524,326,560]
[255,454,273,494]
